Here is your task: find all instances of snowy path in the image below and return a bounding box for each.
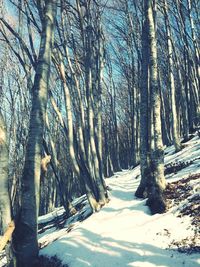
[40,167,199,267]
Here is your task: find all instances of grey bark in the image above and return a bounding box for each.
[163,0,181,152]
[0,112,16,267]
[136,0,166,215]
[146,0,166,214]
[135,0,150,198]
[187,0,200,82]
[0,113,11,234]
[84,3,108,206]
[173,48,189,141]
[13,1,57,266]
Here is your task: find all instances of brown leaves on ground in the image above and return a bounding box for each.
[164,173,200,254]
[164,173,200,226]
[169,235,200,254]
[164,157,200,175]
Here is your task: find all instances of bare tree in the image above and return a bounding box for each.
[13,1,57,266]
[136,0,166,214]
[163,0,181,152]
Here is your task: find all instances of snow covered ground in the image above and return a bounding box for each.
[0,134,199,267]
[38,134,200,267]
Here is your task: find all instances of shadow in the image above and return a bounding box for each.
[110,189,136,202]
[39,154,200,267]
[40,228,198,267]
[102,198,150,215]
[102,171,150,216]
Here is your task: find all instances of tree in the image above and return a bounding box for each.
[135,0,151,198]
[13,1,57,266]
[147,0,166,213]
[0,111,16,266]
[163,0,181,152]
[136,0,166,214]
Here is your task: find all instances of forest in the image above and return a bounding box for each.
[0,0,199,266]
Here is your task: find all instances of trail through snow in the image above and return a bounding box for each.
[40,164,199,267]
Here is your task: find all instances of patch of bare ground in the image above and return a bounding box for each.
[164,173,200,254]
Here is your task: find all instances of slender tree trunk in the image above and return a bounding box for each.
[59,7,87,163]
[0,112,11,236]
[13,1,57,266]
[103,125,114,177]
[97,22,104,164]
[42,138,74,214]
[176,0,200,125]
[187,0,200,81]
[55,49,103,211]
[56,50,81,178]
[163,0,181,151]
[174,49,189,140]
[85,8,108,206]
[158,72,171,145]
[0,112,16,267]
[111,79,121,171]
[135,0,150,198]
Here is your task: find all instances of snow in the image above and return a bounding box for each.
[1,134,200,267]
[39,135,200,267]
[39,207,66,224]
[39,170,199,267]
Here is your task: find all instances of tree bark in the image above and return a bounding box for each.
[0,112,11,235]
[0,112,16,266]
[135,0,150,198]
[163,0,181,152]
[13,1,57,266]
[146,0,166,214]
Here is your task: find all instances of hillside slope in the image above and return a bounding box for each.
[0,135,199,267]
[37,134,200,267]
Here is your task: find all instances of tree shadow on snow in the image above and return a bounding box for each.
[41,228,198,267]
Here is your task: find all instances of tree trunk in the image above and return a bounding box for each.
[187,0,200,82]
[163,0,181,151]
[13,1,57,266]
[0,112,11,236]
[85,8,108,206]
[0,112,16,267]
[146,0,166,214]
[174,49,189,141]
[135,0,150,198]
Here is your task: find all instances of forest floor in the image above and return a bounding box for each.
[36,134,200,267]
[0,134,200,267]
